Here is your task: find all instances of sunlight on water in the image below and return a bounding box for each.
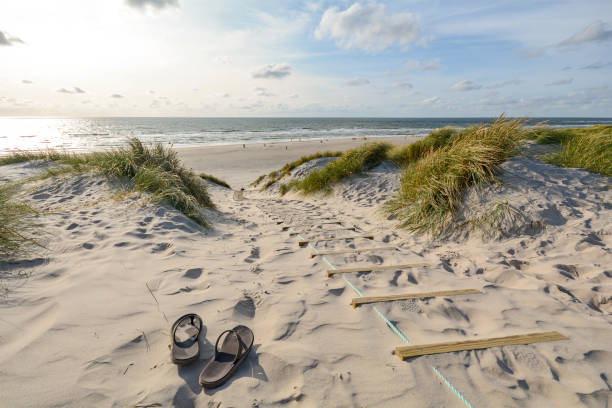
[1,117,610,154]
[0,117,108,152]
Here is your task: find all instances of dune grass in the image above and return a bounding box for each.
[200,173,231,189]
[250,174,266,187]
[525,124,612,145]
[387,126,459,166]
[544,128,611,176]
[254,151,342,190]
[0,150,88,169]
[0,138,215,226]
[0,184,39,257]
[282,142,391,195]
[386,117,524,235]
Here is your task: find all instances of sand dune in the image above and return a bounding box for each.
[1,141,611,407]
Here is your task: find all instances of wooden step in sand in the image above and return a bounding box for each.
[299,234,374,247]
[290,226,356,236]
[327,262,429,277]
[394,331,568,360]
[283,221,342,231]
[351,288,481,308]
[310,246,397,258]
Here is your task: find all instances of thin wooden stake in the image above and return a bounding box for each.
[327,263,429,277]
[290,226,355,236]
[310,246,397,258]
[299,234,374,247]
[394,331,568,360]
[351,289,482,308]
[284,221,342,231]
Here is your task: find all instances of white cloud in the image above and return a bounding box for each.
[255,87,274,97]
[111,93,124,98]
[546,78,573,86]
[58,87,86,94]
[392,82,413,89]
[558,20,612,47]
[421,96,440,104]
[345,78,370,86]
[485,79,521,89]
[213,56,231,65]
[450,80,482,91]
[215,92,230,98]
[0,30,24,46]
[406,58,441,71]
[315,2,421,52]
[125,0,179,10]
[252,63,292,79]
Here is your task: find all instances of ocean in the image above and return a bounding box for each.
[1,117,610,153]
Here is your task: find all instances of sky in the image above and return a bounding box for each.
[1,0,611,117]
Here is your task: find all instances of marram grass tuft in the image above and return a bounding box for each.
[386,117,524,235]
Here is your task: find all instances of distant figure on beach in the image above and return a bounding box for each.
[242,144,245,148]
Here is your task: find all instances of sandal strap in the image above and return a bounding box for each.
[171,313,202,345]
[214,329,246,363]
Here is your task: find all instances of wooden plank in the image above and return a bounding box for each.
[299,234,373,247]
[327,263,429,277]
[290,226,355,236]
[351,289,482,308]
[310,246,397,258]
[283,221,341,231]
[394,331,568,360]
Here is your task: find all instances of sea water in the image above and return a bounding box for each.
[1,117,610,153]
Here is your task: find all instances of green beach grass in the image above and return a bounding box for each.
[387,126,459,166]
[200,173,231,189]
[280,142,391,195]
[0,138,215,227]
[385,117,524,235]
[253,151,342,190]
[527,125,612,176]
[0,184,39,257]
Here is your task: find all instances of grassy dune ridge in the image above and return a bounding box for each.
[527,125,611,176]
[386,118,524,234]
[0,138,215,229]
[282,142,391,195]
[252,151,343,190]
[259,117,609,235]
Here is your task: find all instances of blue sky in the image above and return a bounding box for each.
[0,0,611,116]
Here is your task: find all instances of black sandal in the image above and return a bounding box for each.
[199,325,254,389]
[171,313,203,365]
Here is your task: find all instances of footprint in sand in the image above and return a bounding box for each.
[150,242,173,254]
[233,295,256,319]
[183,268,203,279]
[244,247,260,263]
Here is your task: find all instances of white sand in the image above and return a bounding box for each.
[0,139,611,407]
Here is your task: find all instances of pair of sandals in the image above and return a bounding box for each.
[170,313,254,389]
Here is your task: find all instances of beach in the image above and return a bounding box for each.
[0,134,611,408]
[3,0,612,405]
[176,136,418,187]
